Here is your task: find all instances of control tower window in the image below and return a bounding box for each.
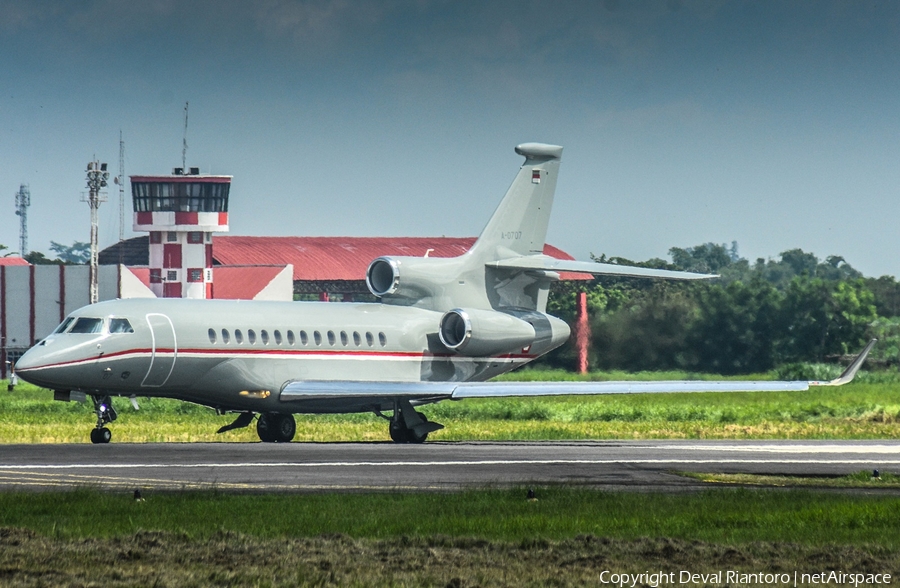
[132,181,230,213]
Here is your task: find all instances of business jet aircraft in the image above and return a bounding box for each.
[15,143,875,444]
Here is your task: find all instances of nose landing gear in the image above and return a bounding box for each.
[89,395,117,444]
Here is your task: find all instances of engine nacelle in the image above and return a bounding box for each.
[366,256,461,302]
[438,308,536,356]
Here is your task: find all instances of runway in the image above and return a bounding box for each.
[1,440,898,492]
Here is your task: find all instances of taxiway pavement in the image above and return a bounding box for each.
[1,440,898,492]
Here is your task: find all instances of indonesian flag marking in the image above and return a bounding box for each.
[532,169,541,184]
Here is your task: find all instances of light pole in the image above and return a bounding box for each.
[85,161,109,304]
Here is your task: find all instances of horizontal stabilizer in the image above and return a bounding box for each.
[488,256,717,280]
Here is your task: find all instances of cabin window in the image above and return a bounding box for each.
[188,231,203,244]
[167,231,178,242]
[149,231,162,244]
[353,331,361,346]
[327,331,336,346]
[273,330,282,345]
[235,329,244,344]
[300,330,309,345]
[109,318,134,334]
[208,328,217,343]
[287,330,295,345]
[378,332,387,347]
[69,317,103,334]
[53,317,75,334]
[313,331,322,346]
[366,332,374,347]
[248,329,257,344]
[221,329,230,344]
[261,330,269,345]
[340,331,348,346]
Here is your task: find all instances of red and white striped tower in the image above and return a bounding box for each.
[130,168,231,299]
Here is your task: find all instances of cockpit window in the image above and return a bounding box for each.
[69,317,103,334]
[109,318,134,334]
[53,317,75,334]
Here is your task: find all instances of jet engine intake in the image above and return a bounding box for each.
[365,256,461,304]
[439,308,536,356]
[366,257,401,297]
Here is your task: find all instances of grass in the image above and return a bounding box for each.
[3,488,900,586]
[3,374,900,442]
[1,486,900,545]
[683,470,900,488]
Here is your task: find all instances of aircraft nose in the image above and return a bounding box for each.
[14,347,40,371]
[13,346,52,385]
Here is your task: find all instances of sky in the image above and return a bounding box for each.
[1,1,898,277]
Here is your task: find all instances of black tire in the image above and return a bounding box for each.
[91,427,112,444]
[256,414,276,443]
[272,414,296,443]
[389,420,410,443]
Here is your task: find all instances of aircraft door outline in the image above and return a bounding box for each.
[142,313,177,387]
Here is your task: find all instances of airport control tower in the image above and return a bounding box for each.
[131,167,232,298]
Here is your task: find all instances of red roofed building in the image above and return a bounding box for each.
[0,257,30,266]
[101,236,588,301]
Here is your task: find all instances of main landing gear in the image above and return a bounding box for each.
[215,411,296,442]
[384,399,444,444]
[89,395,117,444]
[256,413,296,443]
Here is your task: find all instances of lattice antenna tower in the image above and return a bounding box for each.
[15,184,30,256]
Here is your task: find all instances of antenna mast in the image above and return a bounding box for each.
[182,101,189,172]
[118,131,125,244]
[15,184,30,257]
[85,160,109,304]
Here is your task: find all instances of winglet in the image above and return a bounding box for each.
[809,338,877,387]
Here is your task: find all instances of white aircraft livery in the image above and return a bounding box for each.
[15,143,874,444]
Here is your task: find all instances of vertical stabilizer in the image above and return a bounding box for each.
[467,143,563,263]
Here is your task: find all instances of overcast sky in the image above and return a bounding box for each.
[1,1,898,276]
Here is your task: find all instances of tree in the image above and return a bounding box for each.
[690,279,783,373]
[669,242,736,273]
[779,277,876,362]
[0,244,18,257]
[24,251,61,265]
[49,241,91,264]
[591,282,697,371]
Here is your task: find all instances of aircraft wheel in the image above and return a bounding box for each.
[389,420,411,443]
[256,414,276,443]
[389,411,430,443]
[90,427,112,444]
[272,414,296,443]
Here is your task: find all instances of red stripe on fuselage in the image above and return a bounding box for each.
[16,346,535,372]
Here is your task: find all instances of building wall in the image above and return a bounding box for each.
[253,265,294,301]
[2,264,122,378]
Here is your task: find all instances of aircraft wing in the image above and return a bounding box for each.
[280,339,876,401]
[488,256,717,280]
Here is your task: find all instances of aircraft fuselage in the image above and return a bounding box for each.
[17,297,537,414]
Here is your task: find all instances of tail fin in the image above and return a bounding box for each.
[467,143,563,263]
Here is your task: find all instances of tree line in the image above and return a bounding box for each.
[546,242,900,374]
